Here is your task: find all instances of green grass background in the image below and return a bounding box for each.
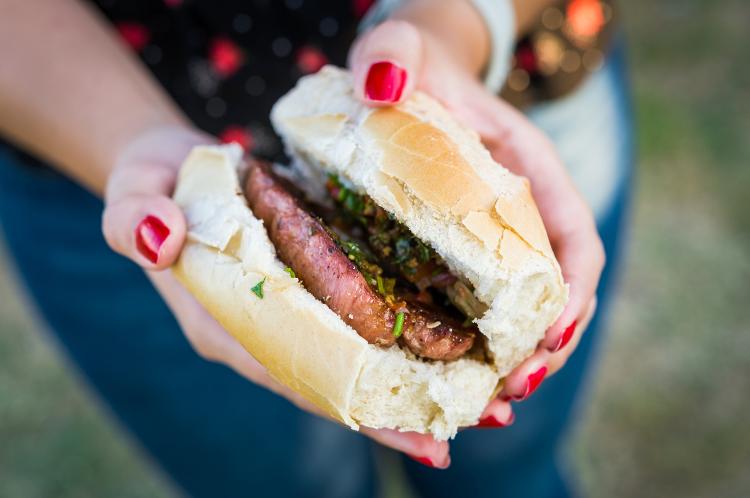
[1,0,748,496]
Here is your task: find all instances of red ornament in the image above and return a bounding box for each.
[296,45,328,74]
[209,37,245,78]
[219,126,254,152]
[116,22,150,52]
[352,0,375,18]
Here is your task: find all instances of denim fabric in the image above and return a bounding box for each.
[0,44,632,498]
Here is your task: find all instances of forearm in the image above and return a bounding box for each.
[391,0,490,75]
[0,0,188,195]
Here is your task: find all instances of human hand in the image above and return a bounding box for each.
[101,124,451,468]
[349,16,604,421]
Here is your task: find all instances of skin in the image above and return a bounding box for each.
[0,0,601,468]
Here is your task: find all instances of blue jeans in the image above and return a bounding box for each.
[0,45,632,498]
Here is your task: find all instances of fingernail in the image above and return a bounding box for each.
[365,61,407,102]
[135,215,170,264]
[513,366,548,401]
[552,320,577,352]
[475,411,515,428]
[408,454,450,469]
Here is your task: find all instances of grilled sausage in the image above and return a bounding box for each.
[245,161,475,361]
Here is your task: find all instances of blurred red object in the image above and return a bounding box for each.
[352,0,375,18]
[219,126,254,152]
[296,45,328,74]
[567,0,605,38]
[116,22,150,52]
[209,37,245,78]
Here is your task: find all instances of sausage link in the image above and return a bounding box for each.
[245,161,475,360]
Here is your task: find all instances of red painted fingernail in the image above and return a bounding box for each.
[408,455,437,468]
[135,215,170,264]
[476,411,515,428]
[513,366,548,401]
[408,454,450,469]
[553,320,577,352]
[365,61,407,102]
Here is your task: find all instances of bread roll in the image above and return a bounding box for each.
[172,67,567,439]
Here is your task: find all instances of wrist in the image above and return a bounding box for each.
[468,0,517,92]
[389,0,491,77]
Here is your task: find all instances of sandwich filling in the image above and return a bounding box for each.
[324,175,488,322]
[245,161,487,362]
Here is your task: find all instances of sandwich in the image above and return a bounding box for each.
[172,66,567,440]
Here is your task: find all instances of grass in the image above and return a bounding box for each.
[1,0,748,496]
[571,1,750,496]
[0,252,175,498]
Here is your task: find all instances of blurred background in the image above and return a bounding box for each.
[1,0,748,496]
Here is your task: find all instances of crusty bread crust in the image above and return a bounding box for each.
[171,67,566,439]
[271,66,567,377]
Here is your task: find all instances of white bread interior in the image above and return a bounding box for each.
[173,145,498,440]
[271,66,568,378]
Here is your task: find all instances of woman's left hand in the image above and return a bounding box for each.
[349,11,604,426]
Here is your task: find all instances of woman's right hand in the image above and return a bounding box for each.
[100,125,453,468]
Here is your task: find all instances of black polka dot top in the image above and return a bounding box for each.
[94,0,375,161]
[91,0,617,160]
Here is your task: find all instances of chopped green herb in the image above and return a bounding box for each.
[251,277,266,298]
[416,242,431,263]
[392,312,405,338]
[376,275,385,295]
[328,173,342,187]
[382,277,396,296]
[284,267,296,279]
[344,191,365,214]
[326,175,483,322]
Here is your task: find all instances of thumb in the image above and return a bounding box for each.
[102,126,213,270]
[103,185,185,270]
[349,20,424,105]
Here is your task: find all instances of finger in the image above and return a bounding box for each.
[152,269,450,468]
[102,170,186,270]
[349,20,423,105]
[147,270,258,371]
[498,350,550,402]
[102,126,214,270]
[548,298,596,375]
[360,427,451,469]
[471,398,514,428]
[220,333,328,415]
[540,227,605,352]
[148,269,327,417]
